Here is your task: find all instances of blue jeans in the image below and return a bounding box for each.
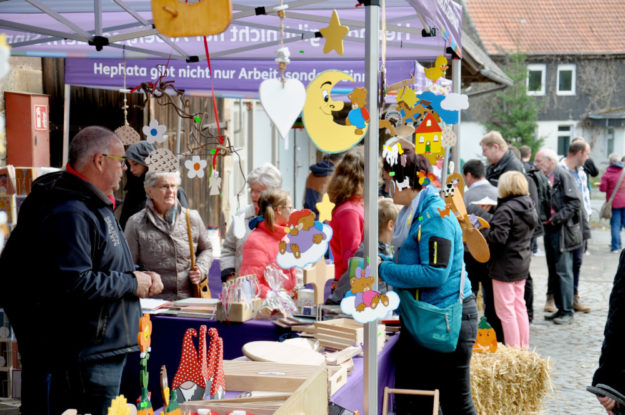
[610,208,625,251]
[544,228,574,316]
[20,354,127,415]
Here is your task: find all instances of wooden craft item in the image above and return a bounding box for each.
[259,78,306,140]
[442,173,491,263]
[473,316,498,353]
[115,125,140,146]
[414,112,445,165]
[152,0,232,37]
[242,341,326,366]
[303,257,334,305]
[424,55,449,83]
[282,337,320,351]
[145,148,178,173]
[303,70,365,153]
[315,193,335,222]
[319,10,349,55]
[161,366,182,415]
[324,346,361,365]
[172,328,206,403]
[313,319,385,352]
[327,365,348,396]
[105,396,139,415]
[182,360,327,414]
[382,387,439,415]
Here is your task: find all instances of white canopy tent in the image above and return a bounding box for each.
[0,1,464,413]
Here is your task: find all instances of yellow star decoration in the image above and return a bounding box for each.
[320,10,349,56]
[316,193,335,222]
[397,86,418,108]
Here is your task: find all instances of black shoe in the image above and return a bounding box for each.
[553,314,574,325]
[544,311,561,321]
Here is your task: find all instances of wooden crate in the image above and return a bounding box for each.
[216,298,262,322]
[314,319,385,351]
[181,360,328,414]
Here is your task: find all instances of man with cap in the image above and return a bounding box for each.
[120,141,188,229]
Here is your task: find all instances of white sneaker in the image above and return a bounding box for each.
[534,249,545,257]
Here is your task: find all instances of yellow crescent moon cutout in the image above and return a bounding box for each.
[303,70,368,153]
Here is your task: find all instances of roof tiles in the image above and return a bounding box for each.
[465,0,625,55]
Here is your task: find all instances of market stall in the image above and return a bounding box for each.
[0,1,464,413]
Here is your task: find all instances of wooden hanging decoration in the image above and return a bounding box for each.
[115,48,140,145]
[319,10,349,55]
[152,0,232,37]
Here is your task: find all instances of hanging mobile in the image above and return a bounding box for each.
[115,46,141,145]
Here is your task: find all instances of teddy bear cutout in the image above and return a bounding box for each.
[346,87,370,135]
[279,209,326,259]
[350,265,389,312]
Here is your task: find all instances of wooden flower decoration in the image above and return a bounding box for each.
[184,155,207,179]
[143,119,167,144]
[417,170,438,188]
[137,313,152,355]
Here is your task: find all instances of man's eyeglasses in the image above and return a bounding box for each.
[102,154,127,166]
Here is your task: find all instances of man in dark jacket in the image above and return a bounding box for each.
[0,126,163,415]
[480,131,526,187]
[535,148,584,325]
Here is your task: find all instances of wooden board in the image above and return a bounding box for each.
[242,341,326,366]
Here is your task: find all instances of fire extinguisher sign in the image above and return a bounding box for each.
[34,105,48,131]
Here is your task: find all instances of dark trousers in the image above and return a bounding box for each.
[465,253,504,340]
[544,228,574,316]
[525,273,534,323]
[20,354,127,415]
[572,243,585,296]
[394,295,478,415]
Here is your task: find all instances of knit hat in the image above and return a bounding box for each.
[125,141,158,166]
[172,328,206,390]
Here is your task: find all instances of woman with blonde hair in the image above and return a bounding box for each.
[239,189,297,298]
[328,147,365,280]
[482,171,538,349]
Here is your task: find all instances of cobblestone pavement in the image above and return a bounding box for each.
[530,224,618,415]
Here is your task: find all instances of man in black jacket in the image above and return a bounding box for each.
[535,148,584,325]
[480,131,526,187]
[0,126,163,415]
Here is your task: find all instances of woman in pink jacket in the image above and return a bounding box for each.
[600,153,625,252]
[239,189,297,298]
[328,147,365,280]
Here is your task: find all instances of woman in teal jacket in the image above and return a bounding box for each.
[379,153,478,415]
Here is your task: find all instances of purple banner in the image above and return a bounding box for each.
[65,58,419,97]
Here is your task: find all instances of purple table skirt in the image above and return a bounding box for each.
[122,312,398,414]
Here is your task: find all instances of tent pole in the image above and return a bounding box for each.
[364,2,380,415]
[452,58,461,172]
[62,84,70,166]
[176,95,182,168]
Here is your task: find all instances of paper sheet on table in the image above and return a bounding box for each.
[140,298,172,312]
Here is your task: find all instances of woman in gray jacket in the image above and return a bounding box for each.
[125,170,213,300]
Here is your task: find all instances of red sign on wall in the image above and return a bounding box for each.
[34,105,48,131]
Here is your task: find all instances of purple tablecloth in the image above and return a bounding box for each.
[121,316,283,409]
[121,313,398,414]
[331,334,398,415]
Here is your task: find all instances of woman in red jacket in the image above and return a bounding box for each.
[239,189,297,298]
[328,147,365,280]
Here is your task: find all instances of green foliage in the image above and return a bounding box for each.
[483,53,542,157]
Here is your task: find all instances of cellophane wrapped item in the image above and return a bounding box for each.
[262,263,296,316]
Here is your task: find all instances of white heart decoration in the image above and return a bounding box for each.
[259,78,306,139]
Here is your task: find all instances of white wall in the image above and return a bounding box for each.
[458,122,486,164]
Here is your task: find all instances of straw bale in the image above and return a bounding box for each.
[471,344,552,415]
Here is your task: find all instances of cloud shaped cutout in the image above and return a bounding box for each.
[276,224,333,269]
[441,93,469,111]
[340,291,400,324]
